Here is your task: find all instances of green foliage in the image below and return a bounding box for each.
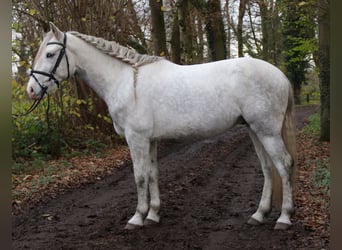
[63,138,108,158]
[312,159,330,197]
[12,162,27,175]
[13,109,114,160]
[303,113,320,137]
[281,0,317,104]
[304,158,330,199]
[13,117,51,158]
[12,158,44,176]
[300,70,320,104]
[12,79,116,164]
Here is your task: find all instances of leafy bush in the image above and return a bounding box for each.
[12,77,119,163]
[12,113,63,160]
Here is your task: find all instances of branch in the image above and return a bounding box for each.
[13,7,48,29]
[247,2,261,54]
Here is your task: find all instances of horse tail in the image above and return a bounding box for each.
[272,83,297,209]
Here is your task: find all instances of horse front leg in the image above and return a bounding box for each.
[144,140,161,226]
[125,135,151,230]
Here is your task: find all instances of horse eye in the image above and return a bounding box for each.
[46,52,55,58]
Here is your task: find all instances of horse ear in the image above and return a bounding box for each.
[49,22,63,41]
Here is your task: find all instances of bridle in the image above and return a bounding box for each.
[14,33,70,117]
[31,33,70,89]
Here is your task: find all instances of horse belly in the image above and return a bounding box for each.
[151,100,241,139]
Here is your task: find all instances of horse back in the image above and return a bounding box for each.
[127,57,290,139]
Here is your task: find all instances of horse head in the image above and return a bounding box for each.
[27,22,72,100]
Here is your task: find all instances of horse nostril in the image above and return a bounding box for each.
[28,87,36,98]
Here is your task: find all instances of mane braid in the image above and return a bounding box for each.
[69,31,162,67]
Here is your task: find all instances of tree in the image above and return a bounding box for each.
[281,0,317,104]
[205,0,227,61]
[223,0,232,58]
[178,0,195,63]
[171,9,182,64]
[149,0,168,56]
[317,0,330,141]
[257,0,282,65]
[173,0,226,62]
[237,0,247,57]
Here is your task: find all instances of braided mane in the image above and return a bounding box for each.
[69,31,162,67]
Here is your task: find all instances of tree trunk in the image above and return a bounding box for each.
[224,0,231,58]
[195,12,205,62]
[258,0,270,61]
[257,0,283,65]
[318,0,330,141]
[237,0,246,57]
[271,0,282,66]
[171,12,181,64]
[149,0,168,56]
[178,0,194,64]
[205,0,226,61]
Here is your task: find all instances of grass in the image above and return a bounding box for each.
[303,112,320,137]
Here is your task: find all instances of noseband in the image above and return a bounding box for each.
[14,33,70,117]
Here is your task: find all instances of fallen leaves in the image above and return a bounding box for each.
[294,131,330,238]
[41,213,54,221]
[23,175,33,182]
[12,145,130,214]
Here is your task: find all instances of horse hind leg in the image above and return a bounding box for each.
[247,129,273,226]
[257,133,295,230]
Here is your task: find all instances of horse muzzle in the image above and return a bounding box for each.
[26,80,48,100]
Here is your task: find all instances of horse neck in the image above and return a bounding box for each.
[66,33,133,104]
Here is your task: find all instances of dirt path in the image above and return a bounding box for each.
[13,105,325,250]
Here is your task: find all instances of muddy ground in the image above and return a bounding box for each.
[13,105,327,249]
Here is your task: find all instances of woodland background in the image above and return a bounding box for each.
[12,0,329,162]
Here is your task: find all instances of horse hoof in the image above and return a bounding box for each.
[274,222,291,230]
[144,218,159,227]
[247,217,262,226]
[124,223,143,230]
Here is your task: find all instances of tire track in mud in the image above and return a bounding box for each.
[13,106,320,250]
